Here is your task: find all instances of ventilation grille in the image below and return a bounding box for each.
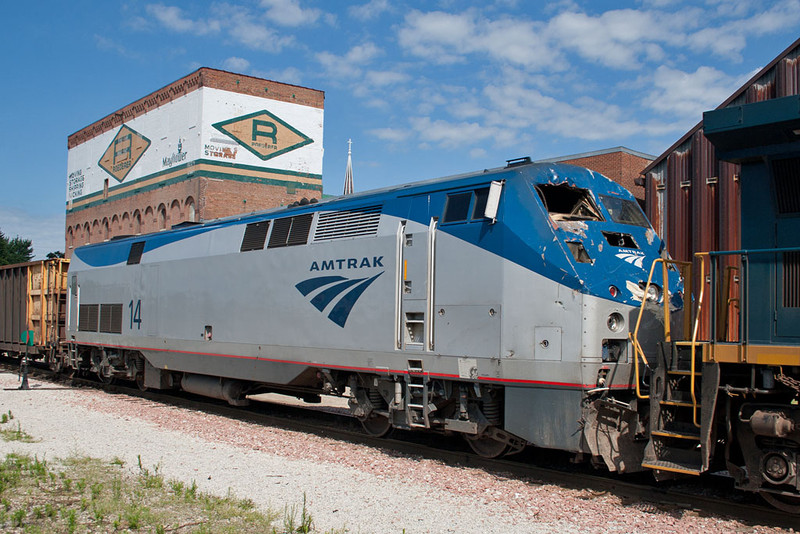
[240,221,270,252]
[78,304,99,332]
[287,213,313,245]
[268,214,314,248]
[268,217,291,248]
[99,304,123,334]
[313,206,382,241]
[774,158,800,214]
[127,241,145,265]
[784,252,800,308]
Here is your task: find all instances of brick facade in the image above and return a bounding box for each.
[65,68,324,258]
[65,177,320,252]
[68,68,324,149]
[538,146,654,204]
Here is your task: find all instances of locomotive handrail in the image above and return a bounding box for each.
[631,257,692,400]
[687,253,711,428]
[706,246,800,348]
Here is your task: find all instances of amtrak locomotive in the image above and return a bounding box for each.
[66,159,681,468]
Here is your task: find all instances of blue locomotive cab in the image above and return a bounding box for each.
[528,168,680,309]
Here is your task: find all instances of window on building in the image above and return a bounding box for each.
[185,197,196,222]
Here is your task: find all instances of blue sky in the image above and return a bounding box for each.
[1,0,799,257]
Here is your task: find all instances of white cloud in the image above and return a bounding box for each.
[686,27,747,60]
[686,0,800,60]
[746,0,800,33]
[222,56,250,72]
[544,8,695,69]
[316,42,382,78]
[145,4,220,35]
[705,0,753,18]
[370,128,410,143]
[398,10,557,70]
[642,65,742,118]
[349,0,391,21]
[94,35,137,58]
[365,70,410,87]
[222,6,295,51]
[144,3,295,52]
[482,82,678,141]
[0,207,66,260]
[411,116,496,148]
[259,0,322,26]
[397,10,479,64]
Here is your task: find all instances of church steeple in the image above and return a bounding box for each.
[343,139,354,196]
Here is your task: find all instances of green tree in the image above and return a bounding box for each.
[46,251,65,259]
[0,230,34,266]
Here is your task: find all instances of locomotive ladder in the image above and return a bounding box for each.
[635,255,719,476]
[641,340,714,475]
[405,360,432,428]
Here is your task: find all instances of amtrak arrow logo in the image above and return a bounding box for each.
[615,252,645,269]
[296,272,383,327]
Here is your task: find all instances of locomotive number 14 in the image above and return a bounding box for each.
[129,299,142,330]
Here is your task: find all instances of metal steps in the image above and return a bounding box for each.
[406,360,431,428]
[643,342,709,477]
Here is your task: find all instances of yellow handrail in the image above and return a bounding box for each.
[688,253,711,428]
[631,258,692,399]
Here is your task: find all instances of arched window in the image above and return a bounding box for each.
[144,207,154,233]
[170,200,181,225]
[102,218,109,241]
[83,223,91,244]
[91,220,100,243]
[67,227,74,250]
[133,210,142,234]
[122,212,130,233]
[111,214,120,232]
[185,196,196,222]
[157,204,167,230]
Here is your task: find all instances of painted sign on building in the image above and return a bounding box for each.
[66,85,324,206]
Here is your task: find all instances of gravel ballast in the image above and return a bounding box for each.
[0,372,791,533]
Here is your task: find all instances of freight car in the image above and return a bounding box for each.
[63,159,682,469]
[0,259,69,366]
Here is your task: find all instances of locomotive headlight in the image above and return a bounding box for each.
[638,282,661,302]
[607,312,625,333]
[646,284,661,302]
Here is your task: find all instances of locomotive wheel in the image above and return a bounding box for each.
[465,434,509,458]
[96,367,115,385]
[360,414,392,437]
[761,491,800,514]
[135,372,148,391]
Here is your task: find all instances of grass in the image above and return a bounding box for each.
[0,451,333,533]
[0,411,37,443]
[0,416,344,533]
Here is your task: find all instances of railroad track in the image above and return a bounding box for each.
[2,358,797,530]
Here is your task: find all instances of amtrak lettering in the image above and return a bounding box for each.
[309,256,384,271]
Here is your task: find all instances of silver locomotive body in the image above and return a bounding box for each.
[67,161,680,465]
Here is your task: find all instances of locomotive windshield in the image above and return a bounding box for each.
[535,183,603,222]
[599,195,649,227]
